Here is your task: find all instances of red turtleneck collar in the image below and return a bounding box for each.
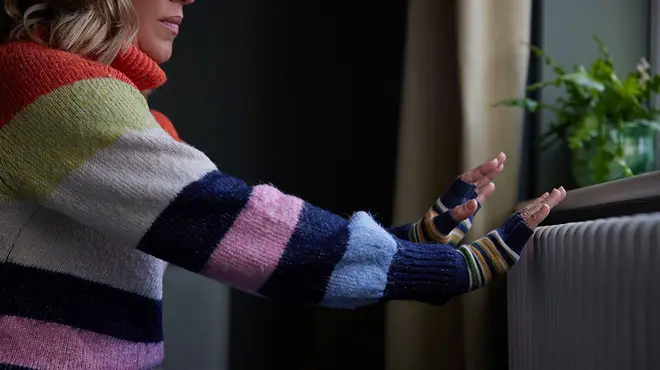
[29,26,166,91]
[110,45,167,91]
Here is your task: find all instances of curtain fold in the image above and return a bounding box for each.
[386,1,531,369]
[458,2,532,370]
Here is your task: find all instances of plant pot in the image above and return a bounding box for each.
[623,124,656,175]
[571,125,656,188]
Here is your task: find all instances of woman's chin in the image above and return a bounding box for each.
[140,42,173,64]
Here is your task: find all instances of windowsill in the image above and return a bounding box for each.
[517,170,660,225]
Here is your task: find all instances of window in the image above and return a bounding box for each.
[650,0,660,169]
[519,0,655,201]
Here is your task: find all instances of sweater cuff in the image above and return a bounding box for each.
[384,239,470,305]
[493,212,534,256]
[458,213,534,291]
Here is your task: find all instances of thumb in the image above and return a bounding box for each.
[450,199,478,222]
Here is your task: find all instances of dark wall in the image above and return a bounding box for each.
[150,2,408,370]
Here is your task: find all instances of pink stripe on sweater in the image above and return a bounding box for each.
[0,315,163,370]
[202,185,304,292]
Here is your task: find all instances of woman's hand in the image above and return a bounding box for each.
[456,187,566,292]
[518,186,567,228]
[434,152,506,227]
[441,152,507,221]
[458,151,506,204]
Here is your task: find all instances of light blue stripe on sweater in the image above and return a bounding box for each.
[321,212,398,308]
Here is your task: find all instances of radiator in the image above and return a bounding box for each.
[508,213,660,370]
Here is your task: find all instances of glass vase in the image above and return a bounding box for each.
[570,124,656,188]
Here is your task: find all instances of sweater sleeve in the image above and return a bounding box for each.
[0,75,533,308]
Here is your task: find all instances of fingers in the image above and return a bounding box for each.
[497,152,507,164]
[450,199,479,222]
[520,192,549,216]
[475,163,504,188]
[527,204,551,228]
[461,159,498,184]
[521,186,567,228]
[460,152,506,184]
[476,181,495,203]
[544,187,566,208]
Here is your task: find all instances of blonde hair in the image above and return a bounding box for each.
[3,0,139,64]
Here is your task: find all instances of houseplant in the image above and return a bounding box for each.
[495,36,660,187]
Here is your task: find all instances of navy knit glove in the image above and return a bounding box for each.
[389,178,480,247]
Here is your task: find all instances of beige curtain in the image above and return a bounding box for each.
[386,1,531,370]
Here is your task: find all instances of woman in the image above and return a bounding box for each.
[0,0,565,369]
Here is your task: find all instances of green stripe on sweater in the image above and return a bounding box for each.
[0,78,157,201]
[0,192,18,204]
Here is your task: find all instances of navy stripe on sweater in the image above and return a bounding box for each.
[259,203,350,304]
[138,170,252,273]
[385,239,469,304]
[0,263,163,343]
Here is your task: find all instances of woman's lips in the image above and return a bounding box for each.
[159,21,179,34]
[159,16,183,35]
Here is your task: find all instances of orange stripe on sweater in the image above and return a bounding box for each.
[0,42,135,128]
[150,110,182,142]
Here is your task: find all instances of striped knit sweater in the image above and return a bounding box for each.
[0,42,533,370]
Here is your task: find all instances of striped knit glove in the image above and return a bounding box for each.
[389,178,481,246]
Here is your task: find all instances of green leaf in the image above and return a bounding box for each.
[594,35,614,62]
[647,75,660,93]
[568,113,600,149]
[614,158,635,177]
[616,75,642,98]
[527,79,561,91]
[561,71,605,92]
[627,119,660,132]
[568,136,584,149]
[589,58,615,82]
[492,98,539,112]
[601,149,615,162]
[528,44,566,76]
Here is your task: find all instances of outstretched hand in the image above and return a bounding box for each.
[456,186,566,293]
[459,151,505,204]
[518,187,567,228]
[446,152,506,223]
